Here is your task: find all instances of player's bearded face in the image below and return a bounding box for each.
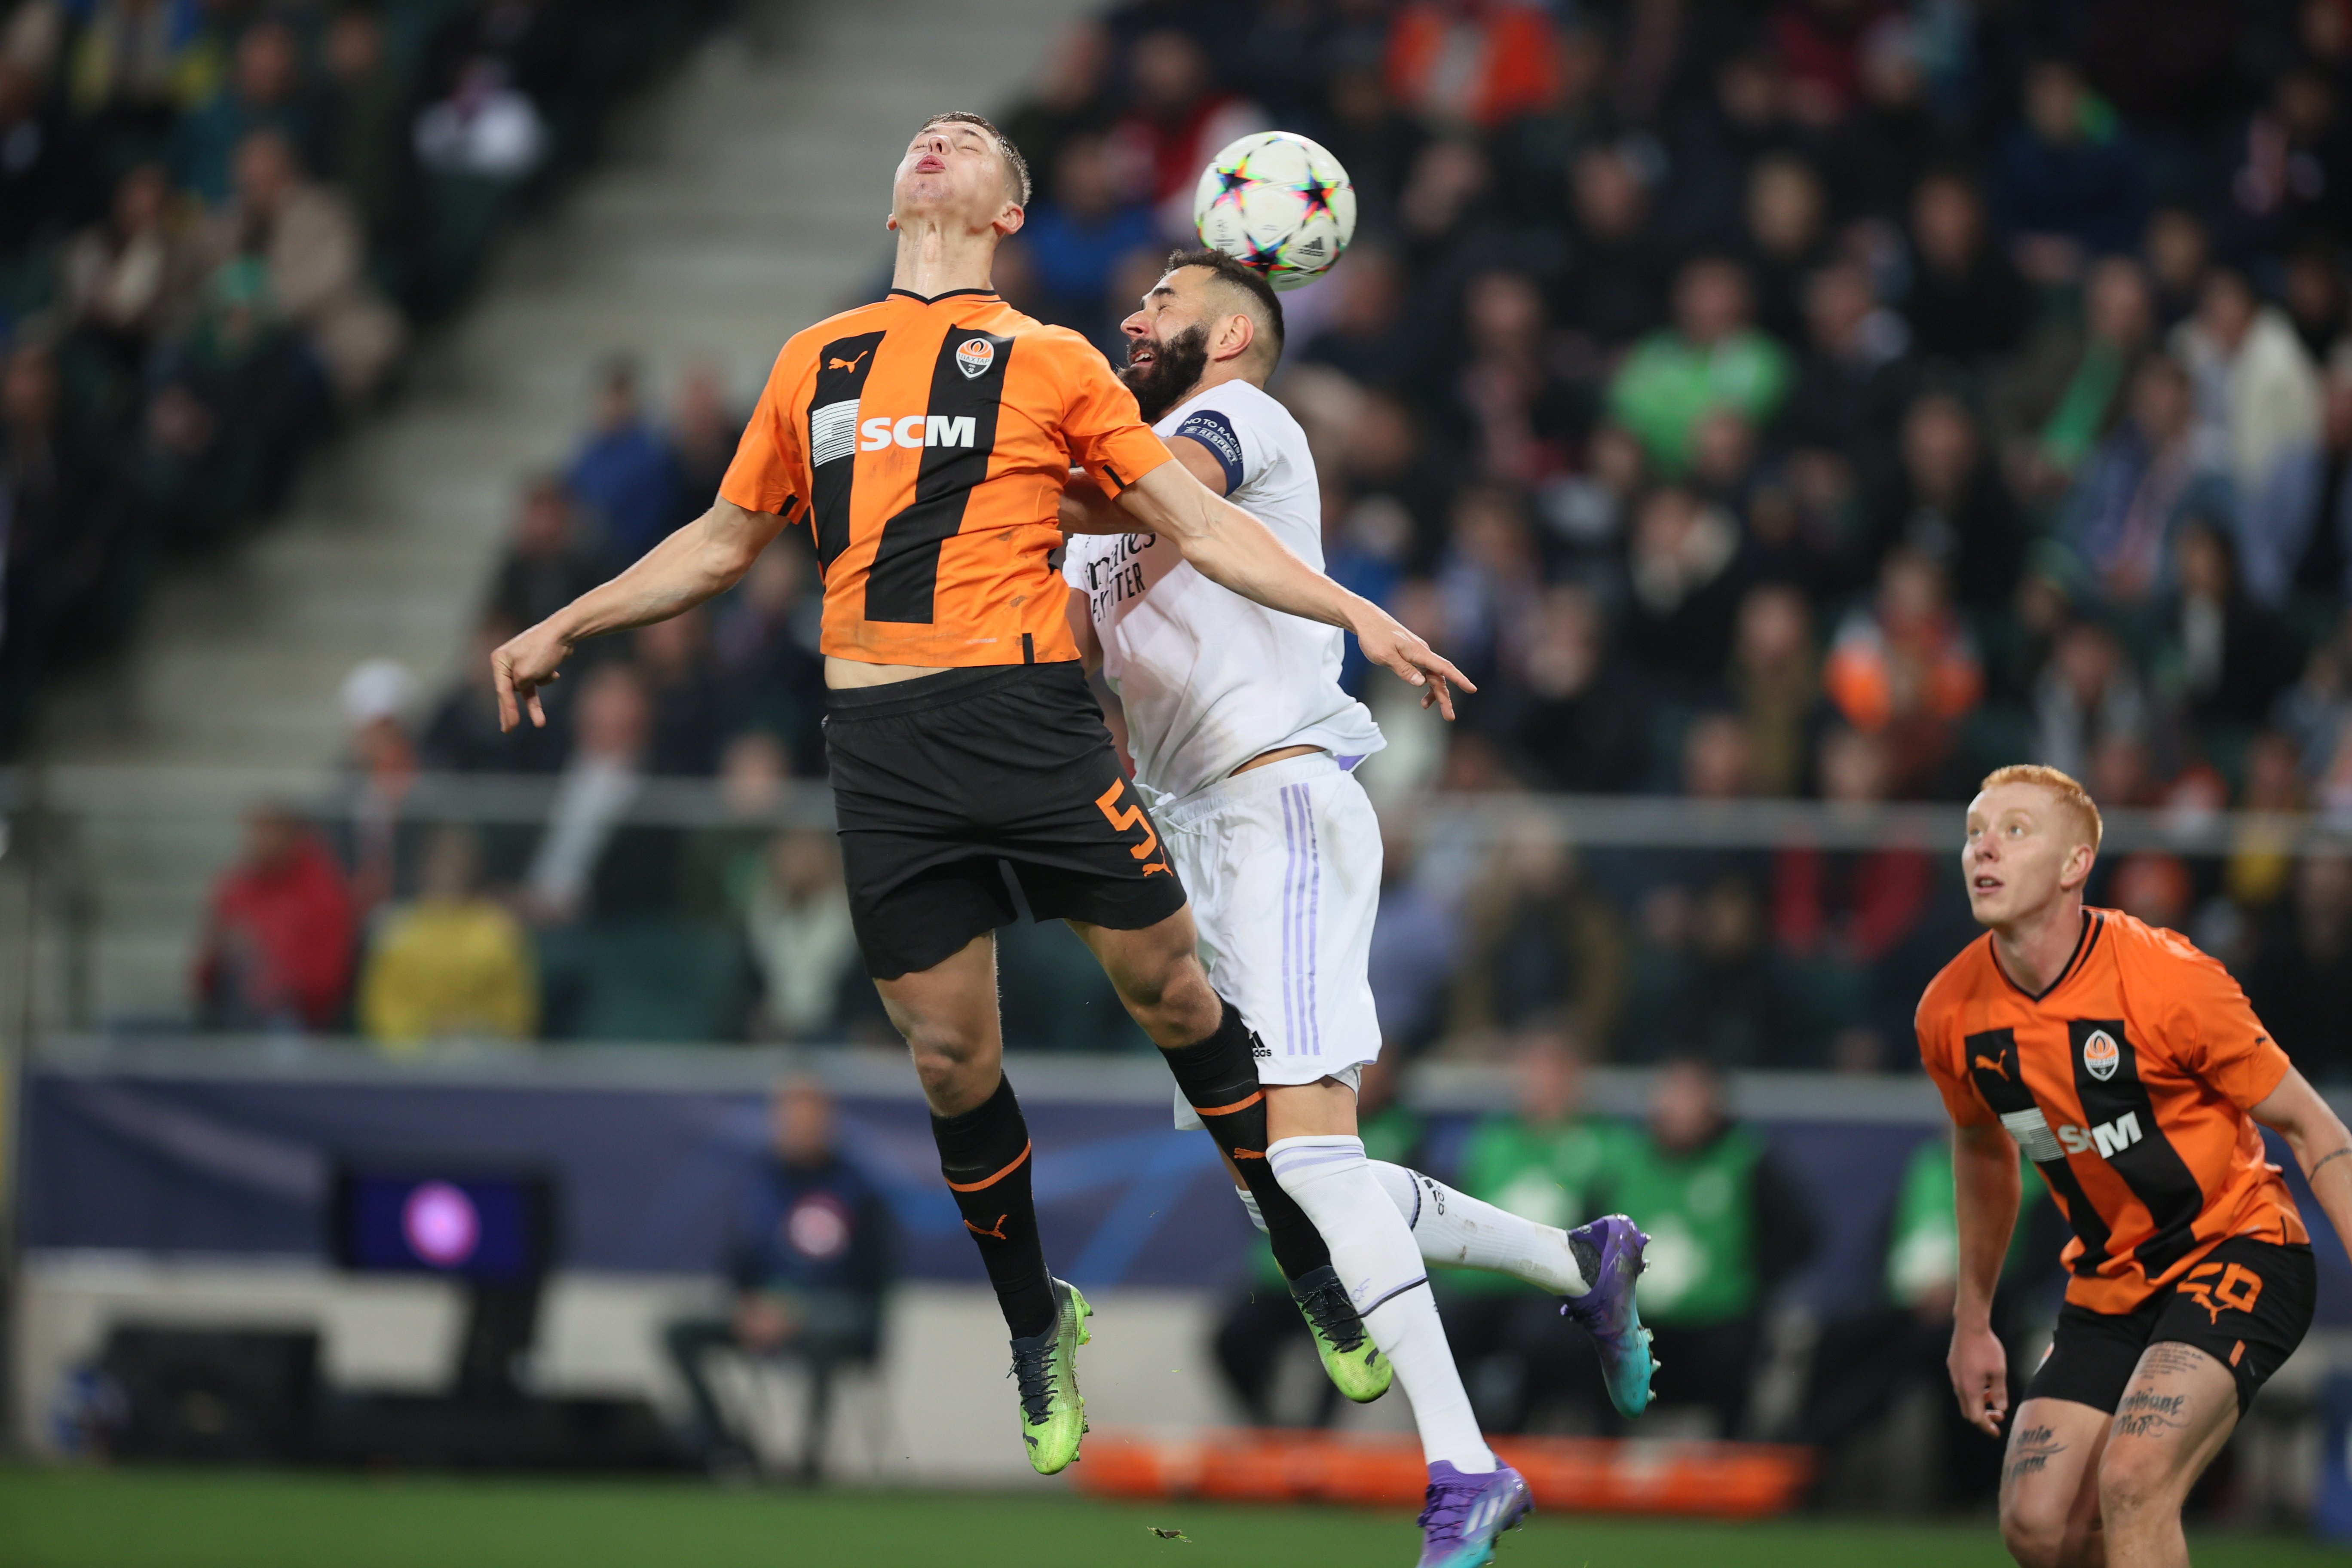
[1121,322,1211,422]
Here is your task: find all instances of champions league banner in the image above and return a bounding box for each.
[19,1060,2348,1321]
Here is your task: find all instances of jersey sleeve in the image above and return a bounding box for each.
[718,343,805,518]
[1053,335,1174,497]
[1166,404,1262,494]
[2165,938,2294,1111]
[1917,996,1997,1128]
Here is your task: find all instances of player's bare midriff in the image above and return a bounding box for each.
[1232,743,1325,775]
[824,655,954,689]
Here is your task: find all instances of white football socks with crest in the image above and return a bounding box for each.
[1265,1134,1495,1475]
[1369,1162,1592,1297]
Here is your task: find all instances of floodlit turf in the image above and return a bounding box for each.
[0,1467,2338,1568]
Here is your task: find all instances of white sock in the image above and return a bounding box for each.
[1369,1161,1590,1296]
[1268,1135,1495,1474]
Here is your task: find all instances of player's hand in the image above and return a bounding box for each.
[1351,604,1476,721]
[493,620,574,732]
[1947,1322,2009,1437]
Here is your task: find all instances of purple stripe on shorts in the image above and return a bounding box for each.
[1300,783,1322,1059]
[1279,781,1302,1055]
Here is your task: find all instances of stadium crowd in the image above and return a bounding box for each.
[0,0,732,750]
[167,0,2352,1077]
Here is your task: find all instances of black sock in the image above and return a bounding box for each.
[1161,1000,1332,1282]
[933,1073,1056,1339]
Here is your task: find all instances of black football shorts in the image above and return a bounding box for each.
[823,662,1188,979]
[2025,1237,2316,1417]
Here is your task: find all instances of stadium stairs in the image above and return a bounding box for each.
[10,0,1096,1027]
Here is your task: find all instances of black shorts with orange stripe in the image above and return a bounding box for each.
[824,662,1188,979]
[2025,1237,2316,1417]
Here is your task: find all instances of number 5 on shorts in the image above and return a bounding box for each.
[1094,780,1171,875]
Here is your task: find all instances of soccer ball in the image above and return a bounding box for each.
[1192,131,1356,292]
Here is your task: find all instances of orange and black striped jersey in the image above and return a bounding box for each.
[1917,908,2306,1314]
[719,288,1174,668]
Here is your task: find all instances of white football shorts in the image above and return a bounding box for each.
[1155,751,1382,1130]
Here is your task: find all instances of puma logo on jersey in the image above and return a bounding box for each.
[827,350,870,372]
[1974,1053,2010,1080]
[861,413,978,450]
[2056,1111,2143,1159]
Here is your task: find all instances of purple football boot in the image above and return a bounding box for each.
[1561,1213,1656,1418]
[1416,1461,1532,1568]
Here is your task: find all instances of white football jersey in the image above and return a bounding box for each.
[1063,378,1383,802]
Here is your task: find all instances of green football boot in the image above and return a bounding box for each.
[1289,1264,1392,1403]
[1009,1277,1092,1474]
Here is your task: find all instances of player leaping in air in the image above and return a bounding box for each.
[1917,765,2351,1568]
[490,113,1473,1479]
[1061,250,1657,1568]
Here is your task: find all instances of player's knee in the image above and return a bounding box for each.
[2095,1442,2179,1523]
[1999,1498,2072,1568]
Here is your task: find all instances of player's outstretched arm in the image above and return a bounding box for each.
[1948,1119,2022,1436]
[494,497,786,731]
[2252,1066,2352,1264]
[1112,459,1476,719]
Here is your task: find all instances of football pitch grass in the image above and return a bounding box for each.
[1,1468,2341,1568]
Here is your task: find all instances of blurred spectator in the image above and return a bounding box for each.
[2171,267,2321,504]
[203,130,405,405]
[1106,29,1265,233]
[2142,206,2211,331]
[665,1078,892,1478]
[1777,260,1913,496]
[1622,868,1792,1067]
[2242,360,2352,609]
[315,6,415,253]
[1588,1057,1818,1437]
[491,476,612,632]
[1994,256,2156,495]
[2060,356,2227,606]
[635,608,725,776]
[0,339,138,747]
[1877,391,2027,613]
[1996,58,2148,285]
[419,614,568,775]
[1773,725,1939,1047]
[567,359,683,563]
[336,656,421,913]
[2159,521,2303,731]
[1449,270,1583,486]
[1433,485,1538,683]
[170,18,308,202]
[742,829,861,1042]
[1903,169,2034,368]
[1555,142,1666,352]
[1450,825,1624,1047]
[1024,132,1157,328]
[710,538,826,772]
[1620,486,1749,684]
[58,162,202,366]
[1822,548,1982,792]
[2034,621,2148,782]
[1366,815,1461,1053]
[413,58,545,179]
[358,824,537,1048]
[195,804,357,1032]
[1608,257,1792,475]
[1384,0,1566,132]
[1726,583,1820,798]
[524,662,650,922]
[1500,583,1648,794]
[1439,1023,1621,1433]
[2242,853,2352,1081]
[668,364,741,530]
[1298,247,1421,389]
[1741,154,1828,347]
[2112,850,2193,931]
[2226,729,2309,910]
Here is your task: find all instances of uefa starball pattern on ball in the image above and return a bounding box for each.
[1192,131,1357,291]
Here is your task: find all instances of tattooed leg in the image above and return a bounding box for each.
[2095,1341,2236,1568]
[1999,1398,2110,1568]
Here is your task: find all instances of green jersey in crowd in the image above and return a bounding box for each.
[1589,1121,1817,1329]
[1441,1112,1626,1295]
[1883,1135,2044,1305]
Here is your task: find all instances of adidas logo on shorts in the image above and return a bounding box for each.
[1249,1031,1270,1060]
